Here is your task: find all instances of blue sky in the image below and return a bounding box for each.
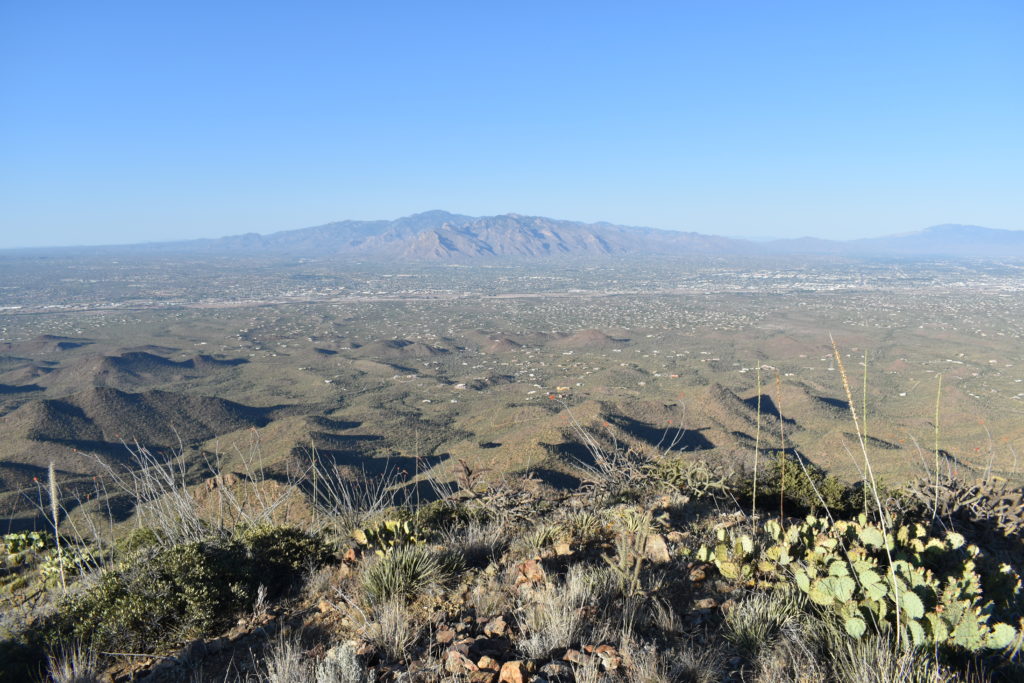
[1,1,1021,248]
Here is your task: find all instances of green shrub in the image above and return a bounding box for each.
[744,454,852,514]
[55,540,249,652]
[114,527,162,556]
[238,525,333,594]
[49,525,333,653]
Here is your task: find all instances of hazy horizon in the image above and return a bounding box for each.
[0,209,1017,252]
[2,2,1021,248]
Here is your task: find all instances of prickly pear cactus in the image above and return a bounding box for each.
[698,514,1023,651]
[352,519,422,556]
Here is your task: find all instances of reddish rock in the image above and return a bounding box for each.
[436,627,456,645]
[498,660,527,683]
[562,649,592,665]
[477,656,501,672]
[516,558,545,585]
[445,650,479,674]
[694,597,718,610]
[483,615,508,638]
[645,533,672,563]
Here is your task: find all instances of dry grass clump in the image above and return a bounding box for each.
[45,642,101,683]
[722,587,805,660]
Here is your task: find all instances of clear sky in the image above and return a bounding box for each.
[1,1,1021,248]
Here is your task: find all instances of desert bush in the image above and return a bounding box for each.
[560,509,612,547]
[648,456,733,500]
[238,525,334,594]
[361,599,421,663]
[440,519,507,567]
[54,539,250,652]
[742,453,853,515]
[261,633,308,683]
[314,641,373,683]
[49,525,331,653]
[517,563,626,658]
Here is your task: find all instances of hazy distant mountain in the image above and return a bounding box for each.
[7,212,1023,260]
[764,224,1024,259]
[153,210,749,260]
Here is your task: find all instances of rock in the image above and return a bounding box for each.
[554,542,573,556]
[694,597,718,610]
[469,672,498,683]
[645,533,671,563]
[318,599,334,614]
[516,558,546,585]
[595,647,622,670]
[562,649,591,665]
[499,660,528,683]
[446,650,479,674]
[483,615,508,638]
[688,565,707,582]
[436,627,456,645]
[478,656,501,672]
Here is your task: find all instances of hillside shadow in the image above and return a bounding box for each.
[311,449,449,476]
[741,394,797,424]
[608,415,715,451]
[523,467,582,490]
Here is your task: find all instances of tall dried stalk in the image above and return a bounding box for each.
[775,370,787,522]
[48,462,67,594]
[831,335,902,648]
[752,364,762,519]
[863,351,870,516]
[933,374,943,521]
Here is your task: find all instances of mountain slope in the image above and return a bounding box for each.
[158,211,749,260]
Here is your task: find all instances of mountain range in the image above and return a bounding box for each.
[17,211,1024,260]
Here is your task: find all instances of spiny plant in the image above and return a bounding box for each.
[2,531,51,556]
[38,546,95,585]
[647,456,732,500]
[352,519,423,556]
[360,544,444,605]
[699,514,1023,651]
